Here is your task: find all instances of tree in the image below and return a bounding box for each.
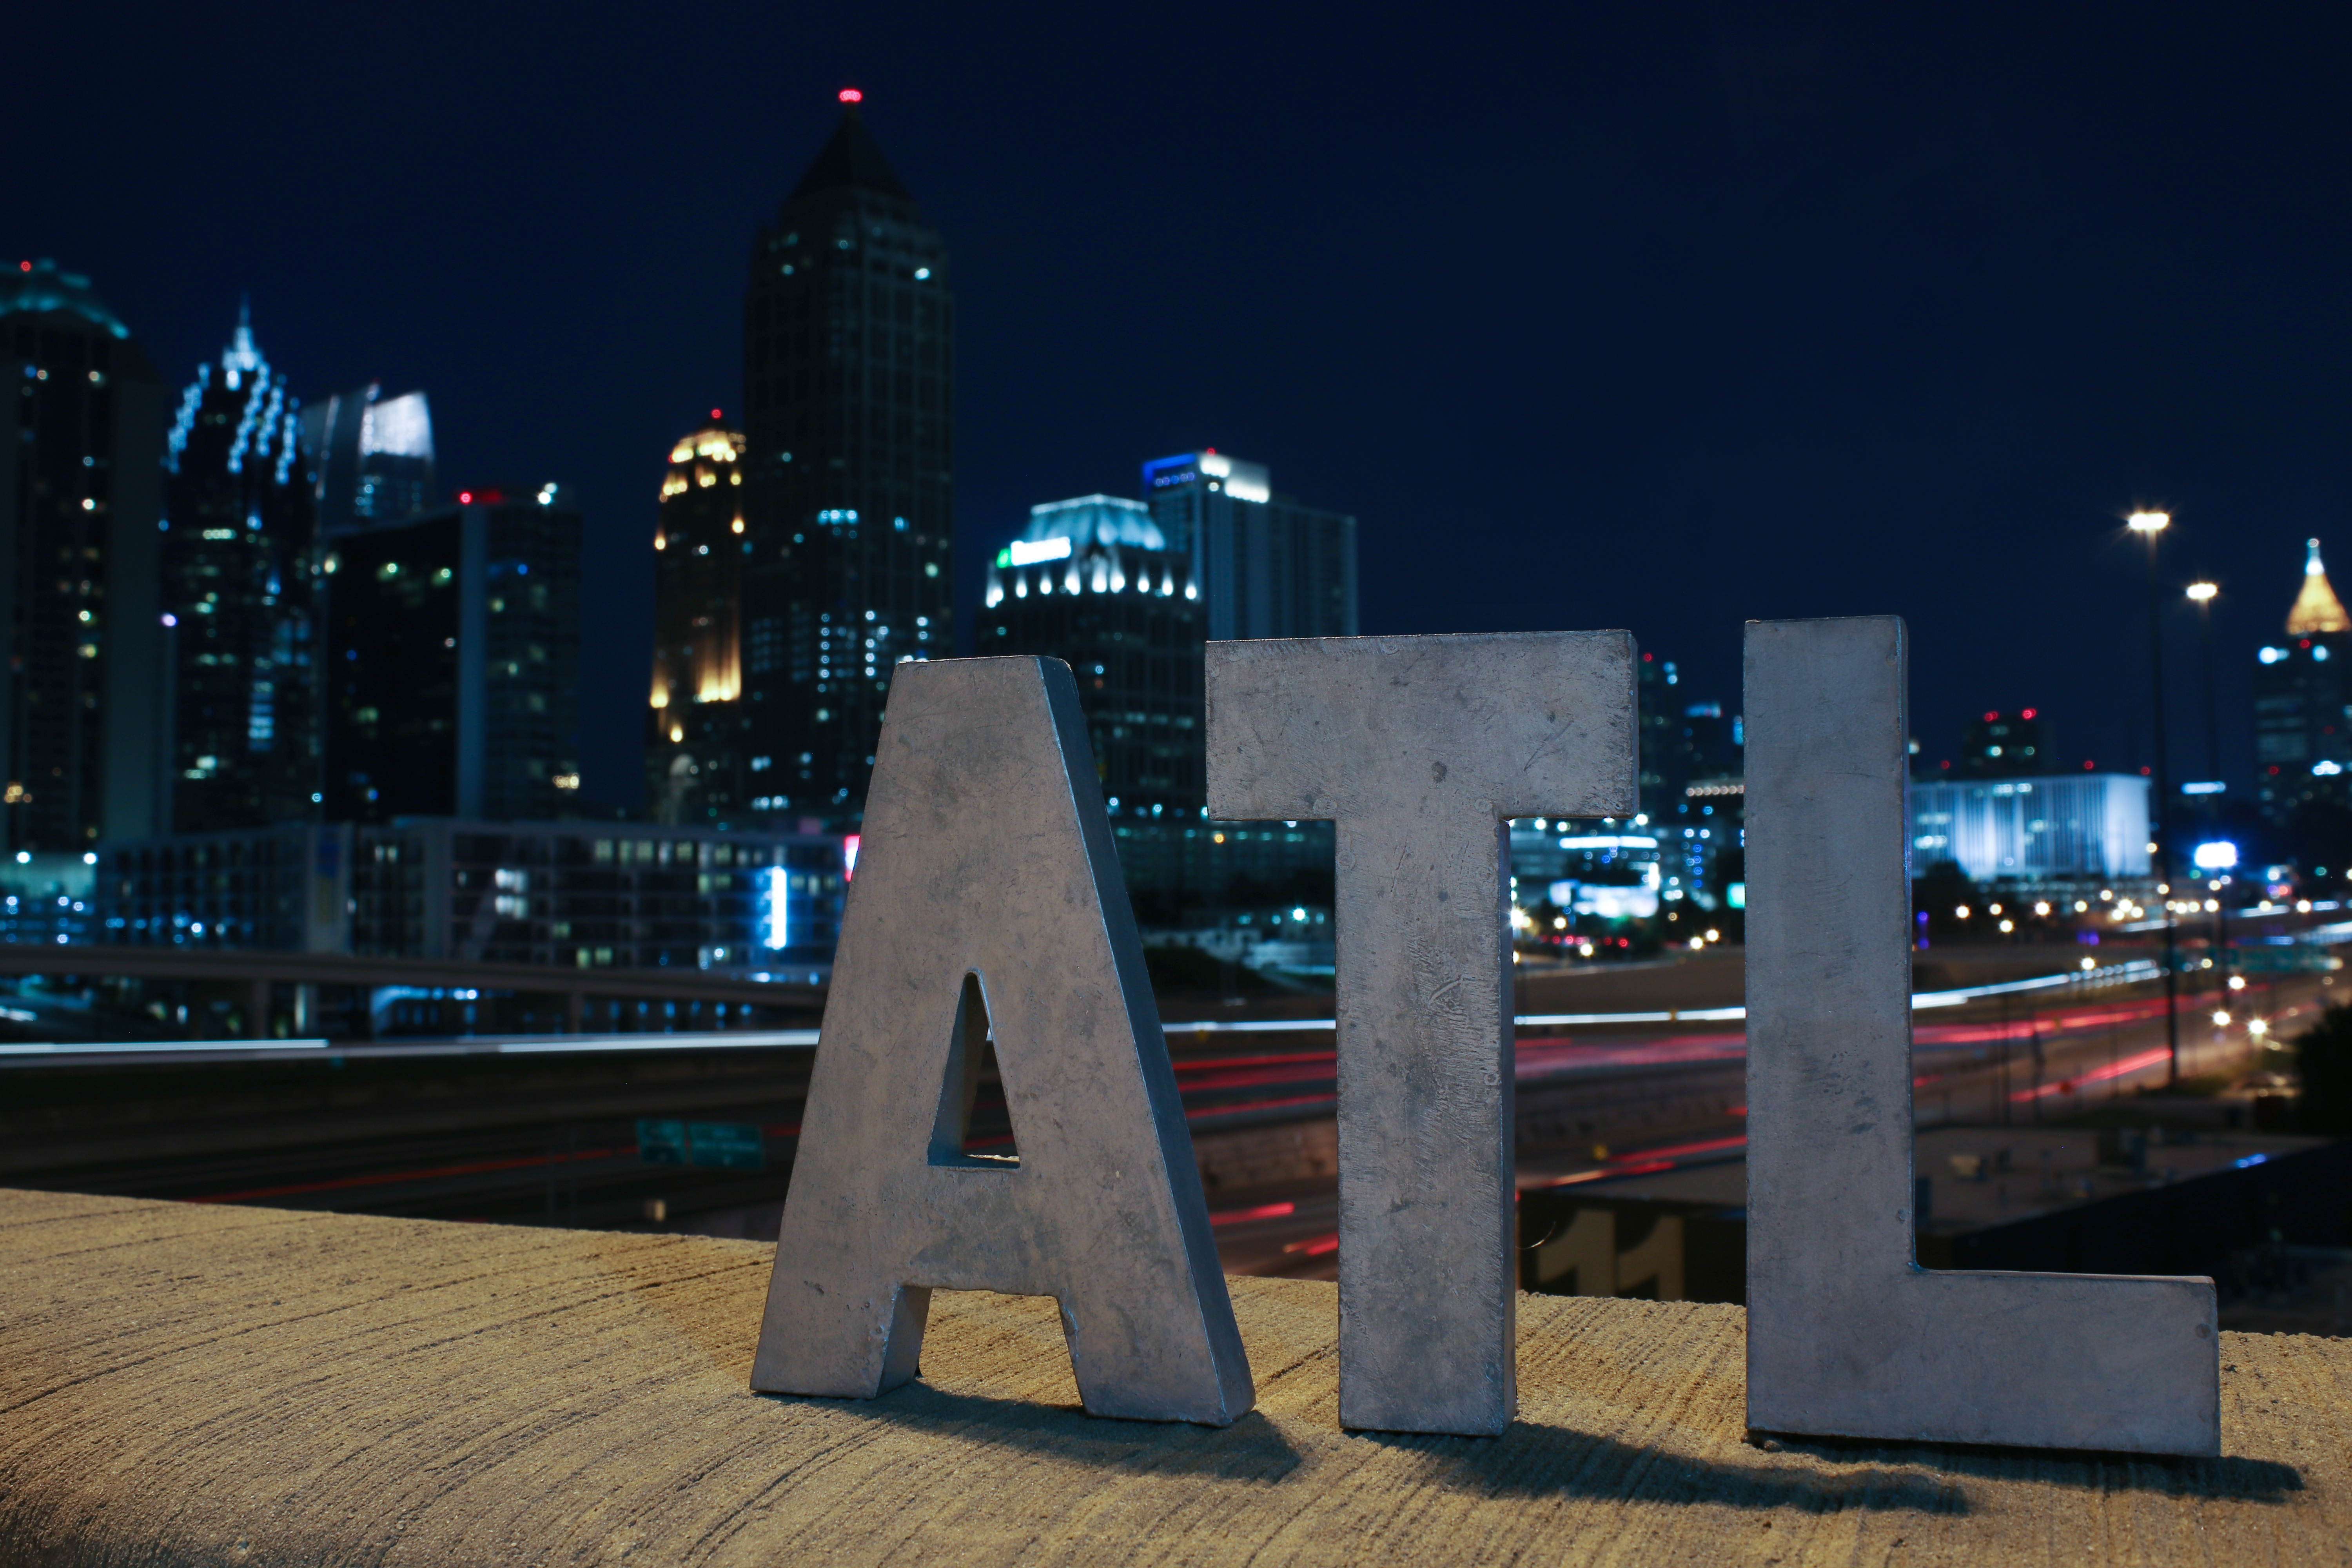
[1912,859,1982,940]
[2291,1002,2352,1134]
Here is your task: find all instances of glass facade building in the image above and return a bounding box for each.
[160,303,321,833]
[302,383,436,525]
[322,488,582,823]
[1140,450,1356,642]
[0,259,168,853]
[1909,774,2151,884]
[99,817,848,975]
[740,101,953,820]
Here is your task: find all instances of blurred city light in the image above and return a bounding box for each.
[2191,841,2239,871]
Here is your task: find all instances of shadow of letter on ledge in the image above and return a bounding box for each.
[751,655,1254,1426]
[1743,615,2218,1456]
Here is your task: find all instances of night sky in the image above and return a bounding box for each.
[11,4,2347,811]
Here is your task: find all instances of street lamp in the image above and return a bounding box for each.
[2186,579,2221,777]
[2128,510,2181,1087]
[2187,579,2227,998]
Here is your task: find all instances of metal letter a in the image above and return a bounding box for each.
[751,656,1254,1426]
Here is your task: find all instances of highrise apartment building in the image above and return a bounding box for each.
[160,303,320,832]
[0,259,168,854]
[1140,450,1356,641]
[322,486,581,823]
[647,422,750,823]
[739,96,953,820]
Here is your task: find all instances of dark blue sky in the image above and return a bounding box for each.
[11,2,2347,809]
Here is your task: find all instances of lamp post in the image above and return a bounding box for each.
[2130,511,2180,1088]
[2186,581,2221,782]
[2187,580,2226,1000]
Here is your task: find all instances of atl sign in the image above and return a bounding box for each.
[752,621,2216,1457]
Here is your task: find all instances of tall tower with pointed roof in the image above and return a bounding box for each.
[646,422,749,823]
[735,95,952,822]
[161,301,321,833]
[2287,538,2350,636]
[2254,537,2352,820]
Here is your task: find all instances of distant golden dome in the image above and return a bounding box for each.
[2288,538,2350,636]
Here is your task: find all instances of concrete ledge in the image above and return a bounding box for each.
[1,1189,2345,1565]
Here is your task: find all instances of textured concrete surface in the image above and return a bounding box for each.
[2,1188,2347,1566]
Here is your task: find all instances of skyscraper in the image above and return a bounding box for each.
[302,383,436,524]
[979,495,1205,814]
[0,259,168,853]
[647,421,750,824]
[160,303,320,832]
[977,485,1339,924]
[322,486,581,822]
[1140,450,1357,641]
[2254,537,2352,821]
[740,94,953,820]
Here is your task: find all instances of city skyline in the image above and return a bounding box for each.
[7,8,2347,813]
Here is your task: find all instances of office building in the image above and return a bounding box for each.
[1633,652,1739,822]
[160,303,320,833]
[322,487,581,823]
[648,422,750,824]
[1909,773,2151,885]
[979,495,1205,813]
[0,850,96,946]
[1140,450,1356,641]
[1960,710,2048,777]
[2254,538,2352,820]
[302,383,436,524]
[976,490,1336,921]
[740,96,953,820]
[99,817,848,975]
[1611,651,1741,908]
[0,259,168,854]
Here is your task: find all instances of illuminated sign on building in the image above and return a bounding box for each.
[2191,840,2239,871]
[1143,457,1199,491]
[761,865,791,949]
[1002,537,1073,568]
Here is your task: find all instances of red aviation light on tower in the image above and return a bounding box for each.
[838,87,863,103]
[710,408,722,420]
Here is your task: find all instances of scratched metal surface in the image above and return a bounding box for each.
[752,656,1252,1425]
[1743,616,2218,1455]
[1207,632,1636,1434]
